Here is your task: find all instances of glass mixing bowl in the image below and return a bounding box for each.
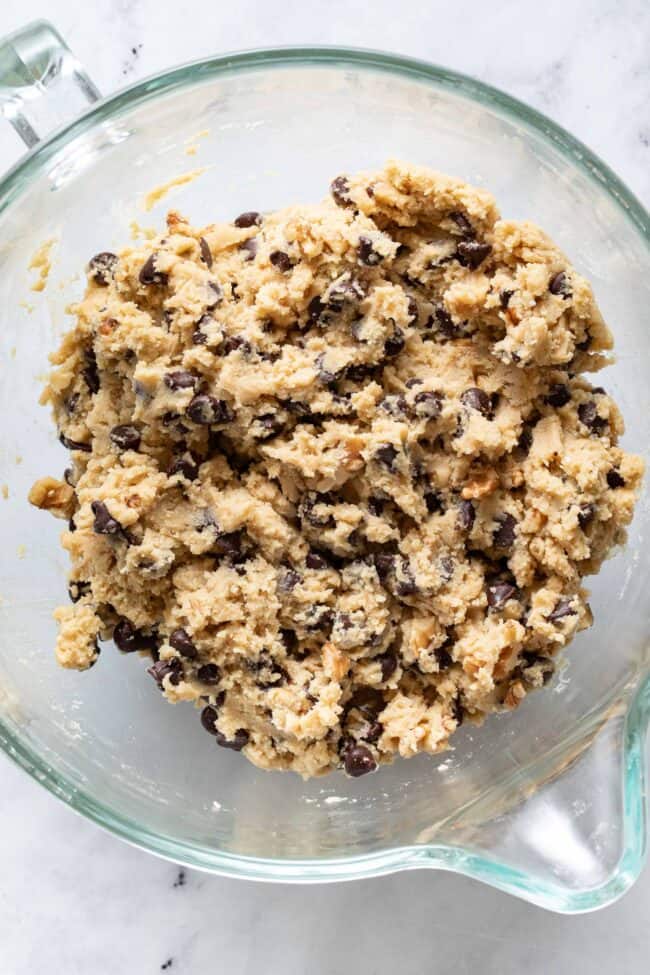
[0,21,648,913]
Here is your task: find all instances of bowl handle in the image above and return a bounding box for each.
[0,20,100,148]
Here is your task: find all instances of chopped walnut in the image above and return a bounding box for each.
[322,641,350,681]
[28,477,75,519]
[503,680,527,710]
[461,469,499,500]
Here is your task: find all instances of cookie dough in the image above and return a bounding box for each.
[30,161,643,778]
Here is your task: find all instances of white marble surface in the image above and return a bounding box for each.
[0,1,649,972]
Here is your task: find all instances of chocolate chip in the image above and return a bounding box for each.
[270,250,292,272]
[327,275,365,309]
[384,328,405,358]
[414,390,442,419]
[305,605,333,631]
[547,598,577,623]
[234,211,262,228]
[113,619,142,652]
[434,645,453,670]
[457,499,475,531]
[306,551,328,570]
[251,412,283,441]
[373,552,395,579]
[346,363,380,384]
[200,705,220,733]
[206,281,223,309]
[195,508,218,534]
[65,392,80,415]
[449,211,474,237]
[330,176,352,207]
[461,387,491,416]
[199,237,213,268]
[164,370,198,391]
[367,497,384,516]
[197,663,221,684]
[240,237,258,261]
[315,352,341,386]
[349,687,386,717]
[186,394,233,425]
[451,695,464,726]
[166,455,199,480]
[395,571,418,598]
[220,335,246,356]
[493,513,517,549]
[344,743,377,777]
[499,289,514,309]
[110,424,141,451]
[253,653,289,690]
[59,431,92,453]
[82,348,100,395]
[169,627,197,659]
[299,494,336,529]
[606,469,626,488]
[358,235,382,266]
[335,612,353,632]
[91,500,123,535]
[364,721,383,743]
[374,443,399,471]
[139,254,167,286]
[281,399,310,417]
[88,252,118,286]
[578,401,606,435]
[424,491,442,514]
[148,657,183,688]
[545,383,571,408]
[517,426,533,454]
[279,627,298,651]
[379,394,408,418]
[406,296,419,324]
[215,728,249,751]
[211,531,244,560]
[68,580,90,603]
[549,271,571,297]
[439,556,455,582]
[307,295,329,327]
[377,651,398,681]
[426,304,457,341]
[278,569,301,593]
[577,503,595,528]
[487,582,518,609]
[456,240,492,270]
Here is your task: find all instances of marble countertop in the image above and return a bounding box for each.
[1,0,649,971]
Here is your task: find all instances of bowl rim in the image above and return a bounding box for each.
[1,36,648,912]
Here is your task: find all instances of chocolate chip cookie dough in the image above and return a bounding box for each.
[29,161,643,778]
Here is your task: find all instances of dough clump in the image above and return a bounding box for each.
[30,161,643,778]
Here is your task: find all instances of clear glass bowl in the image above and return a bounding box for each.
[0,22,648,912]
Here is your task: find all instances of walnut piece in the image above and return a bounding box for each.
[28,477,75,519]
